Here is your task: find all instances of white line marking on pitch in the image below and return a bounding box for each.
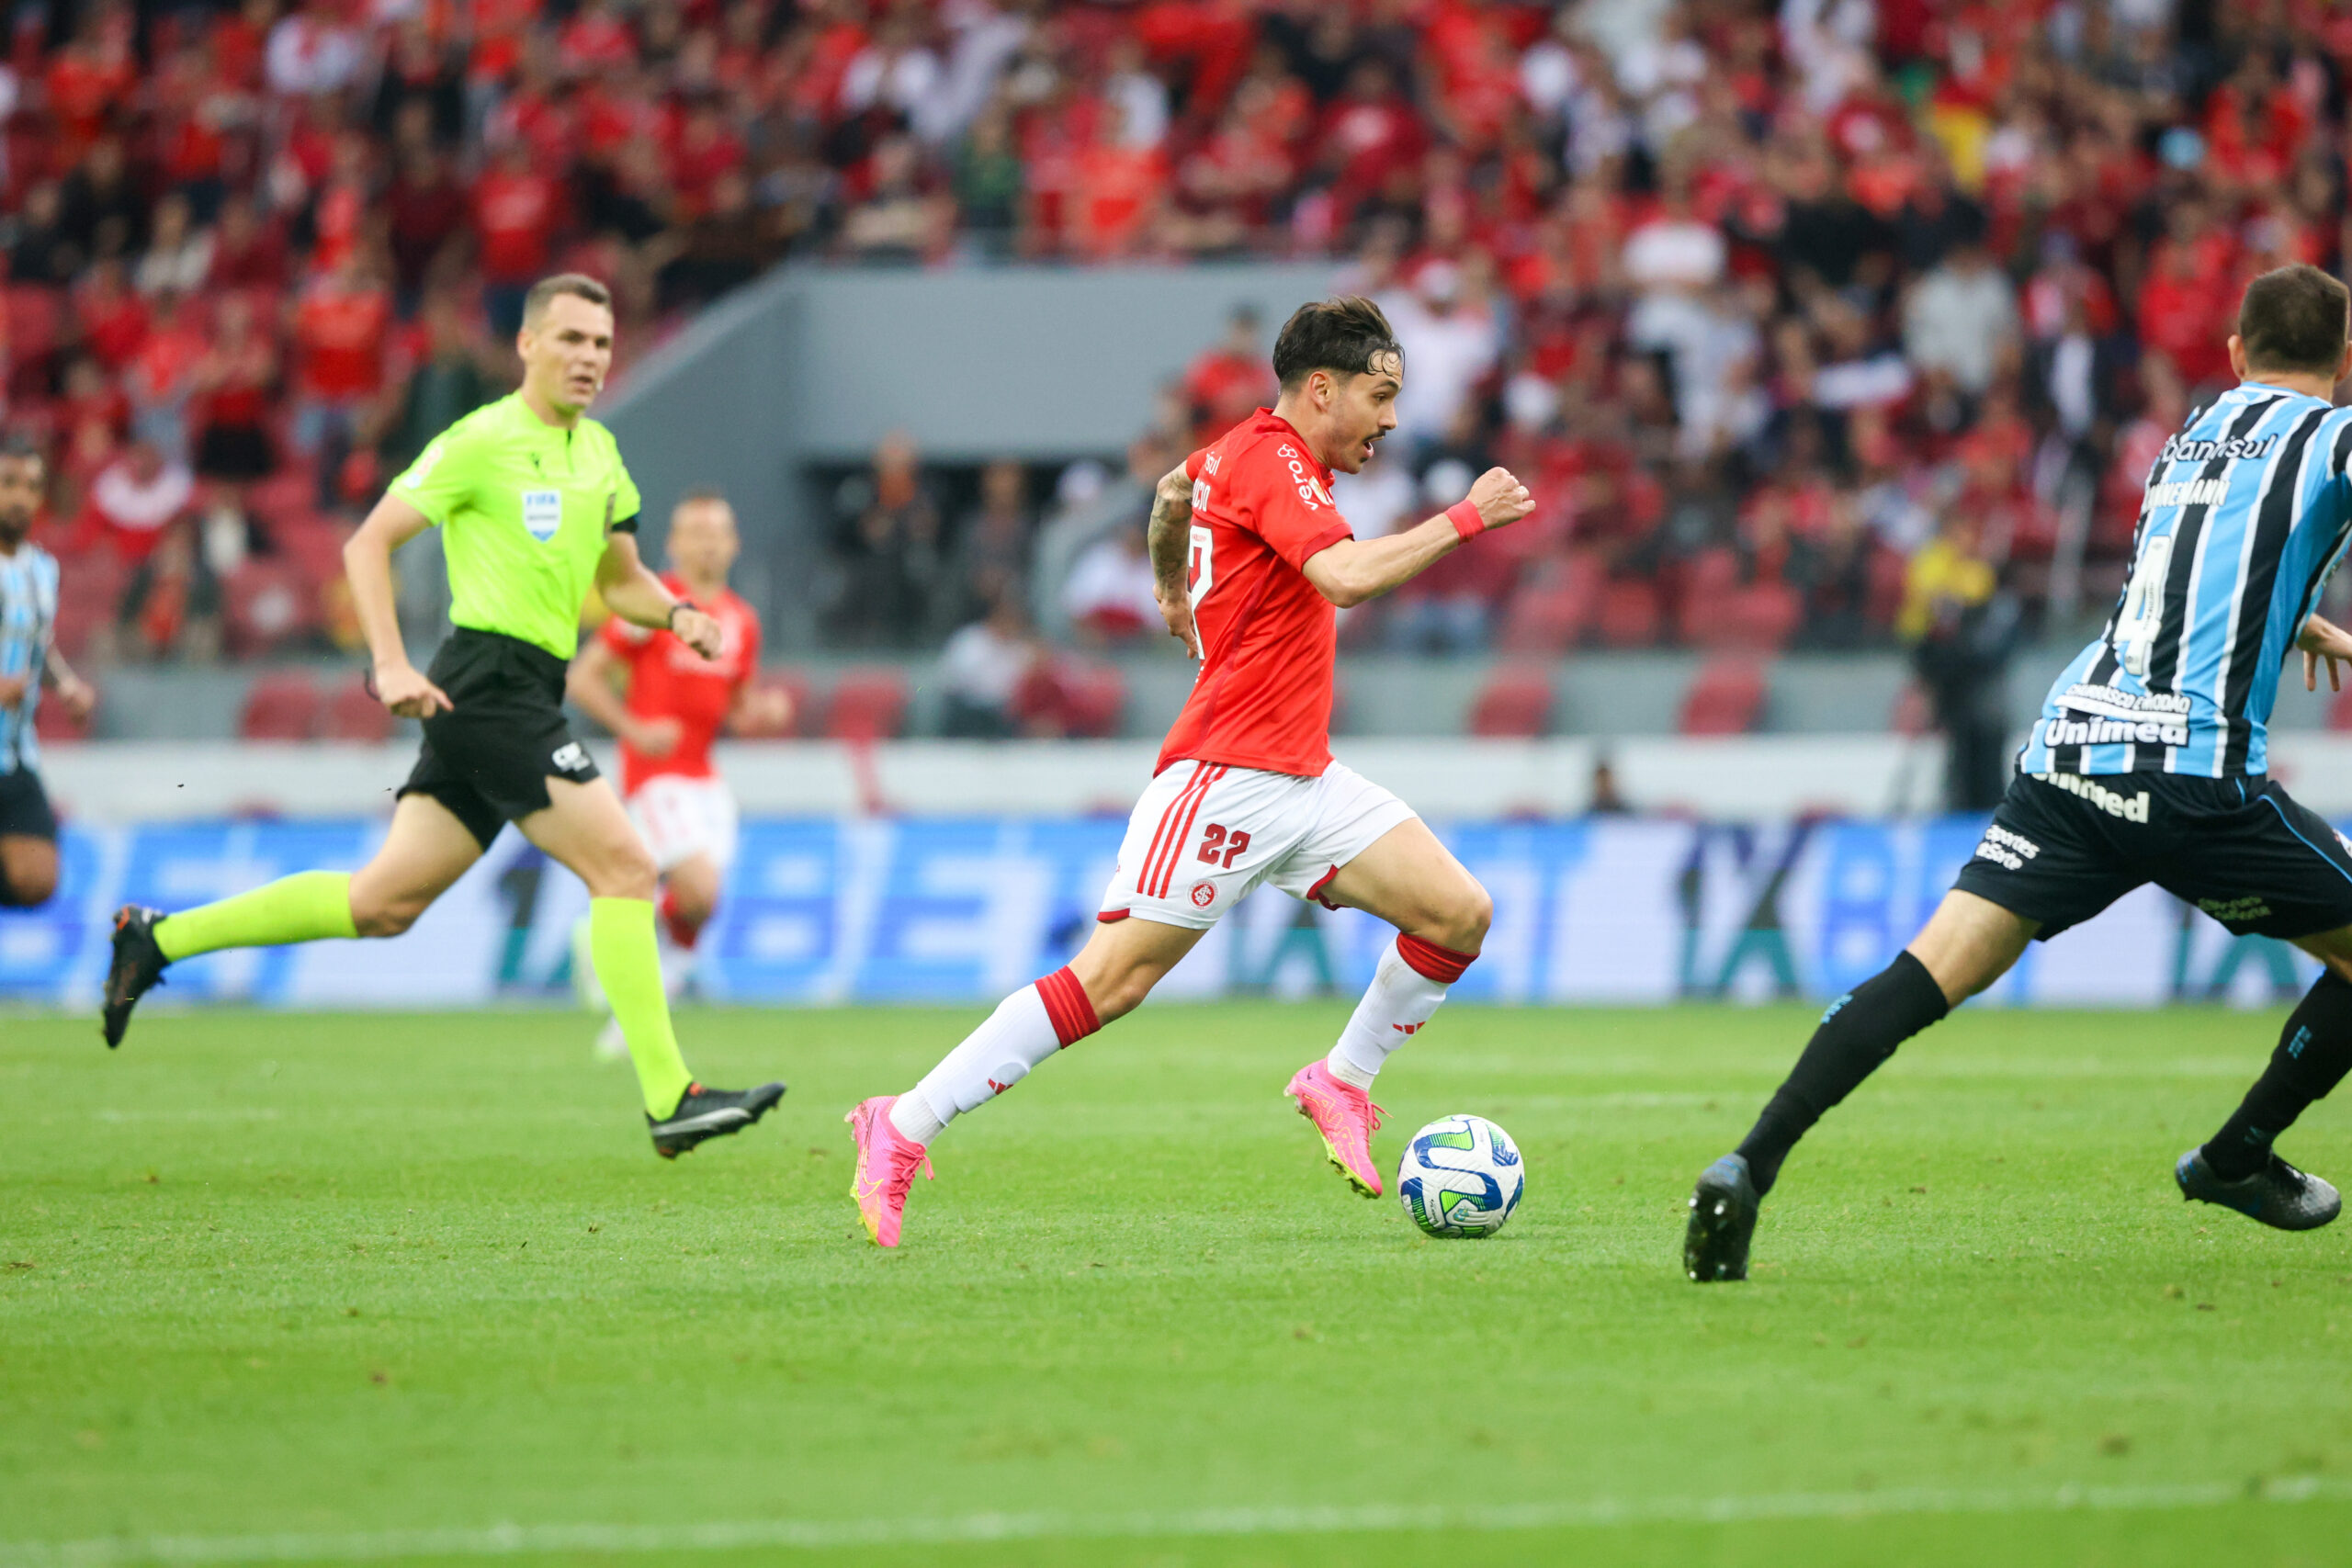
[5,1476,2346,1565]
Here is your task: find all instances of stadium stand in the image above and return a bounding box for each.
[2,0,2345,754]
[822,667,910,741]
[1468,662,1555,738]
[236,668,323,740]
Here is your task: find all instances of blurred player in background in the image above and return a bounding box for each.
[846,296,1535,1247]
[0,433,96,908]
[101,275,785,1159]
[567,491,790,1054]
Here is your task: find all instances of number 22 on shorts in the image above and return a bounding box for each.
[1196,823,1250,869]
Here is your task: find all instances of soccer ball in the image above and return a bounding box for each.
[1396,1114,1523,1238]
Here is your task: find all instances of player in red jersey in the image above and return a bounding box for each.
[847,297,1534,1247]
[567,491,789,1053]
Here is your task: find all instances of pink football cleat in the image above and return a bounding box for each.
[847,1095,933,1248]
[1284,1060,1386,1198]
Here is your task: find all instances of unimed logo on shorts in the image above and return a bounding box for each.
[551,743,591,773]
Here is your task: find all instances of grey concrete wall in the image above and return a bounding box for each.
[103,644,2344,743]
[600,261,1340,650]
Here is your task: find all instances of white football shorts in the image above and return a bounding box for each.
[628,773,741,874]
[1098,759,1418,931]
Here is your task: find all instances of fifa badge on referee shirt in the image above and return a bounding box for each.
[522,489,562,542]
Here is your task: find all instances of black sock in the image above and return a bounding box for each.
[2201,972,2352,1179]
[1736,951,1951,1196]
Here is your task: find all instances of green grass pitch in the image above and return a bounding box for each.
[6,1000,2352,1567]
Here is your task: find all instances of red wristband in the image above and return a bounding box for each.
[1446,498,1486,540]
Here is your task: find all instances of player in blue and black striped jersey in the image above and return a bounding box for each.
[0,432,96,908]
[1685,264,2352,1281]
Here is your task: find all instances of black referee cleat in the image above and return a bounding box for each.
[2176,1146,2342,1232]
[101,906,170,1048]
[649,1080,786,1159]
[1684,1153,1760,1281]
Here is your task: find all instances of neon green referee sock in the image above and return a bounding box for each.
[154,871,357,961]
[592,897,695,1118]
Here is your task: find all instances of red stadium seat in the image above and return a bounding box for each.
[1678,657,1769,736]
[1717,581,1804,651]
[1468,664,1554,738]
[33,694,90,744]
[238,671,323,741]
[824,670,909,741]
[1496,553,1601,654]
[322,676,393,742]
[223,559,319,658]
[269,514,351,590]
[1673,548,1741,645]
[1594,578,1662,648]
[756,670,813,739]
[1057,663,1127,739]
[2328,684,2352,733]
[244,469,318,530]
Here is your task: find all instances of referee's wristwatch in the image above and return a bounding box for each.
[667,599,700,630]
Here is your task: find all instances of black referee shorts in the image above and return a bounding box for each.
[398,627,601,849]
[0,765,57,840]
[1954,770,2352,942]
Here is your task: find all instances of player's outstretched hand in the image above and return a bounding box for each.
[55,671,96,722]
[1159,588,1202,660]
[374,660,454,719]
[673,607,724,660]
[1469,467,1535,531]
[2301,613,2352,692]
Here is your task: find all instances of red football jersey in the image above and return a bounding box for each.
[1157,409,1353,778]
[601,575,762,792]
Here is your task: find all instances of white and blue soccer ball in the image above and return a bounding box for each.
[1396,1114,1523,1238]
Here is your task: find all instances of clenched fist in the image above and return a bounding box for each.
[1469,467,1535,531]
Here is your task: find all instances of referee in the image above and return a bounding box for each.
[103,275,784,1158]
[1688,263,2352,1279]
[0,433,96,908]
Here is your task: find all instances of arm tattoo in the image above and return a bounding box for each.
[1146,466,1192,596]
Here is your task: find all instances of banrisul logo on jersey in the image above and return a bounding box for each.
[521,489,562,542]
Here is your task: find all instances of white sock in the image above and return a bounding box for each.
[1328,938,1459,1089]
[888,967,1099,1145]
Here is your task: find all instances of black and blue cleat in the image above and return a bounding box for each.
[2176,1146,2341,1232]
[1684,1153,1760,1281]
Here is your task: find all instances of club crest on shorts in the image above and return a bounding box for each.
[521,488,562,542]
[551,742,591,773]
[1191,880,1216,908]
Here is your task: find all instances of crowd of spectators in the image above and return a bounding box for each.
[810,0,2352,684]
[5,0,2351,700]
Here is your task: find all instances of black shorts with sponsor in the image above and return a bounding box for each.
[1954,770,2352,941]
[0,765,56,840]
[398,627,600,849]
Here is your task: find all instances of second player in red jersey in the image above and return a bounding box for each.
[847,297,1535,1248]
[568,491,789,1051]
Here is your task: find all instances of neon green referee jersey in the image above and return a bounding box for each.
[390,392,642,660]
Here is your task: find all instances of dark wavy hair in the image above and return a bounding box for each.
[1272,296,1403,390]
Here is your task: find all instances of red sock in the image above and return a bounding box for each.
[657,886,699,951]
